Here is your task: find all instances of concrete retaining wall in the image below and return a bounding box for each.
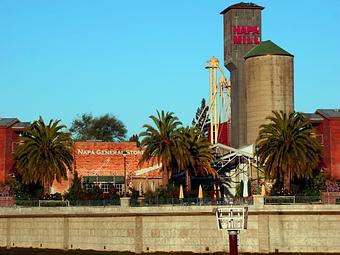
[0,202,340,253]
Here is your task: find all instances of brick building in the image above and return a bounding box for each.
[0,118,162,194]
[305,109,340,180]
[52,141,162,195]
[0,118,29,183]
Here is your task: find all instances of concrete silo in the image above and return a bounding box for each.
[244,40,294,145]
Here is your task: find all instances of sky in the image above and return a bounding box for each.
[0,0,339,138]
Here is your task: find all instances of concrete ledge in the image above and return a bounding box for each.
[0,203,340,218]
[120,197,130,207]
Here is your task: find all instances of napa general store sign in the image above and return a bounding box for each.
[76,149,143,156]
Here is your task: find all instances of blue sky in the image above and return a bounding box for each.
[0,0,339,137]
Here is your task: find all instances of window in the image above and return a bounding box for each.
[316,134,324,145]
[84,183,93,192]
[101,183,110,193]
[311,132,324,145]
[12,142,20,153]
[114,184,123,195]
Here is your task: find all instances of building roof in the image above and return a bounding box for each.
[316,109,340,119]
[0,118,19,127]
[303,113,324,122]
[244,40,294,59]
[220,2,264,14]
[0,118,30,129]
[12,122,30,129]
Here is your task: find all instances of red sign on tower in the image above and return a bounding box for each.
[232,25,260,45]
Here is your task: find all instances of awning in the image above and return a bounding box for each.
[83,176,124,184]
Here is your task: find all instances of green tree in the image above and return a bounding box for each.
[256,111,320,192]
[129,134,140,146]
[139,111,182,186]
[65,171,85,200]
[14,117,73,194]
[177,127,216,192]
[70,113,127,142]
[192,98,210,137]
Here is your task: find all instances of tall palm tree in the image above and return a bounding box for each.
[14,117,73,194]
[178,127,217,192]
[139,111,182,186]
[256,111,320,191]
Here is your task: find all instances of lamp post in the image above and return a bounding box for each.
[123,151,128,196]
[215,206,248,255]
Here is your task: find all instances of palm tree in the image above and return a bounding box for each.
[14,117,73,194]
[256,111,320,192]
[178,127,217,192]
[139,111,182,186]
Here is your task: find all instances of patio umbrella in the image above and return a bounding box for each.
[243,178,249,197]
[217,186,221,199]
[138,182,143,196]
[198,185,203,199]
[213,184,217,199]
[179,184,184,199]
[261,184,266,196]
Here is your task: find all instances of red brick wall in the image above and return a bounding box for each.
[0,127,17,183]
[314,120,328,170]
[314,117,340,180]
[329,119,340,180]
[52,142,162,193]
[322,119,331,174]
[0,128,7,182]
[74,142,143,176]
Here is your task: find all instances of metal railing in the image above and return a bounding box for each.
[264,196,295,205]
[130,197,253,207]
[6,199,120,207]
[38,200,70,207]
[1,195,339,208]
[264,195,340,205]
[130,197,213,207]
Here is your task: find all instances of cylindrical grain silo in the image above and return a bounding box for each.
[245,40,294,145]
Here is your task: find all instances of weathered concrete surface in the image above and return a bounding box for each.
[245,55,294,146]
[222,5,263,148]
[0,204,339,253]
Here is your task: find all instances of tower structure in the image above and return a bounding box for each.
[244,40,294,145]
[206,57,231,145]
[221,3,264,148]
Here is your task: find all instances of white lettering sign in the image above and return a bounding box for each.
[77,149,143,156]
